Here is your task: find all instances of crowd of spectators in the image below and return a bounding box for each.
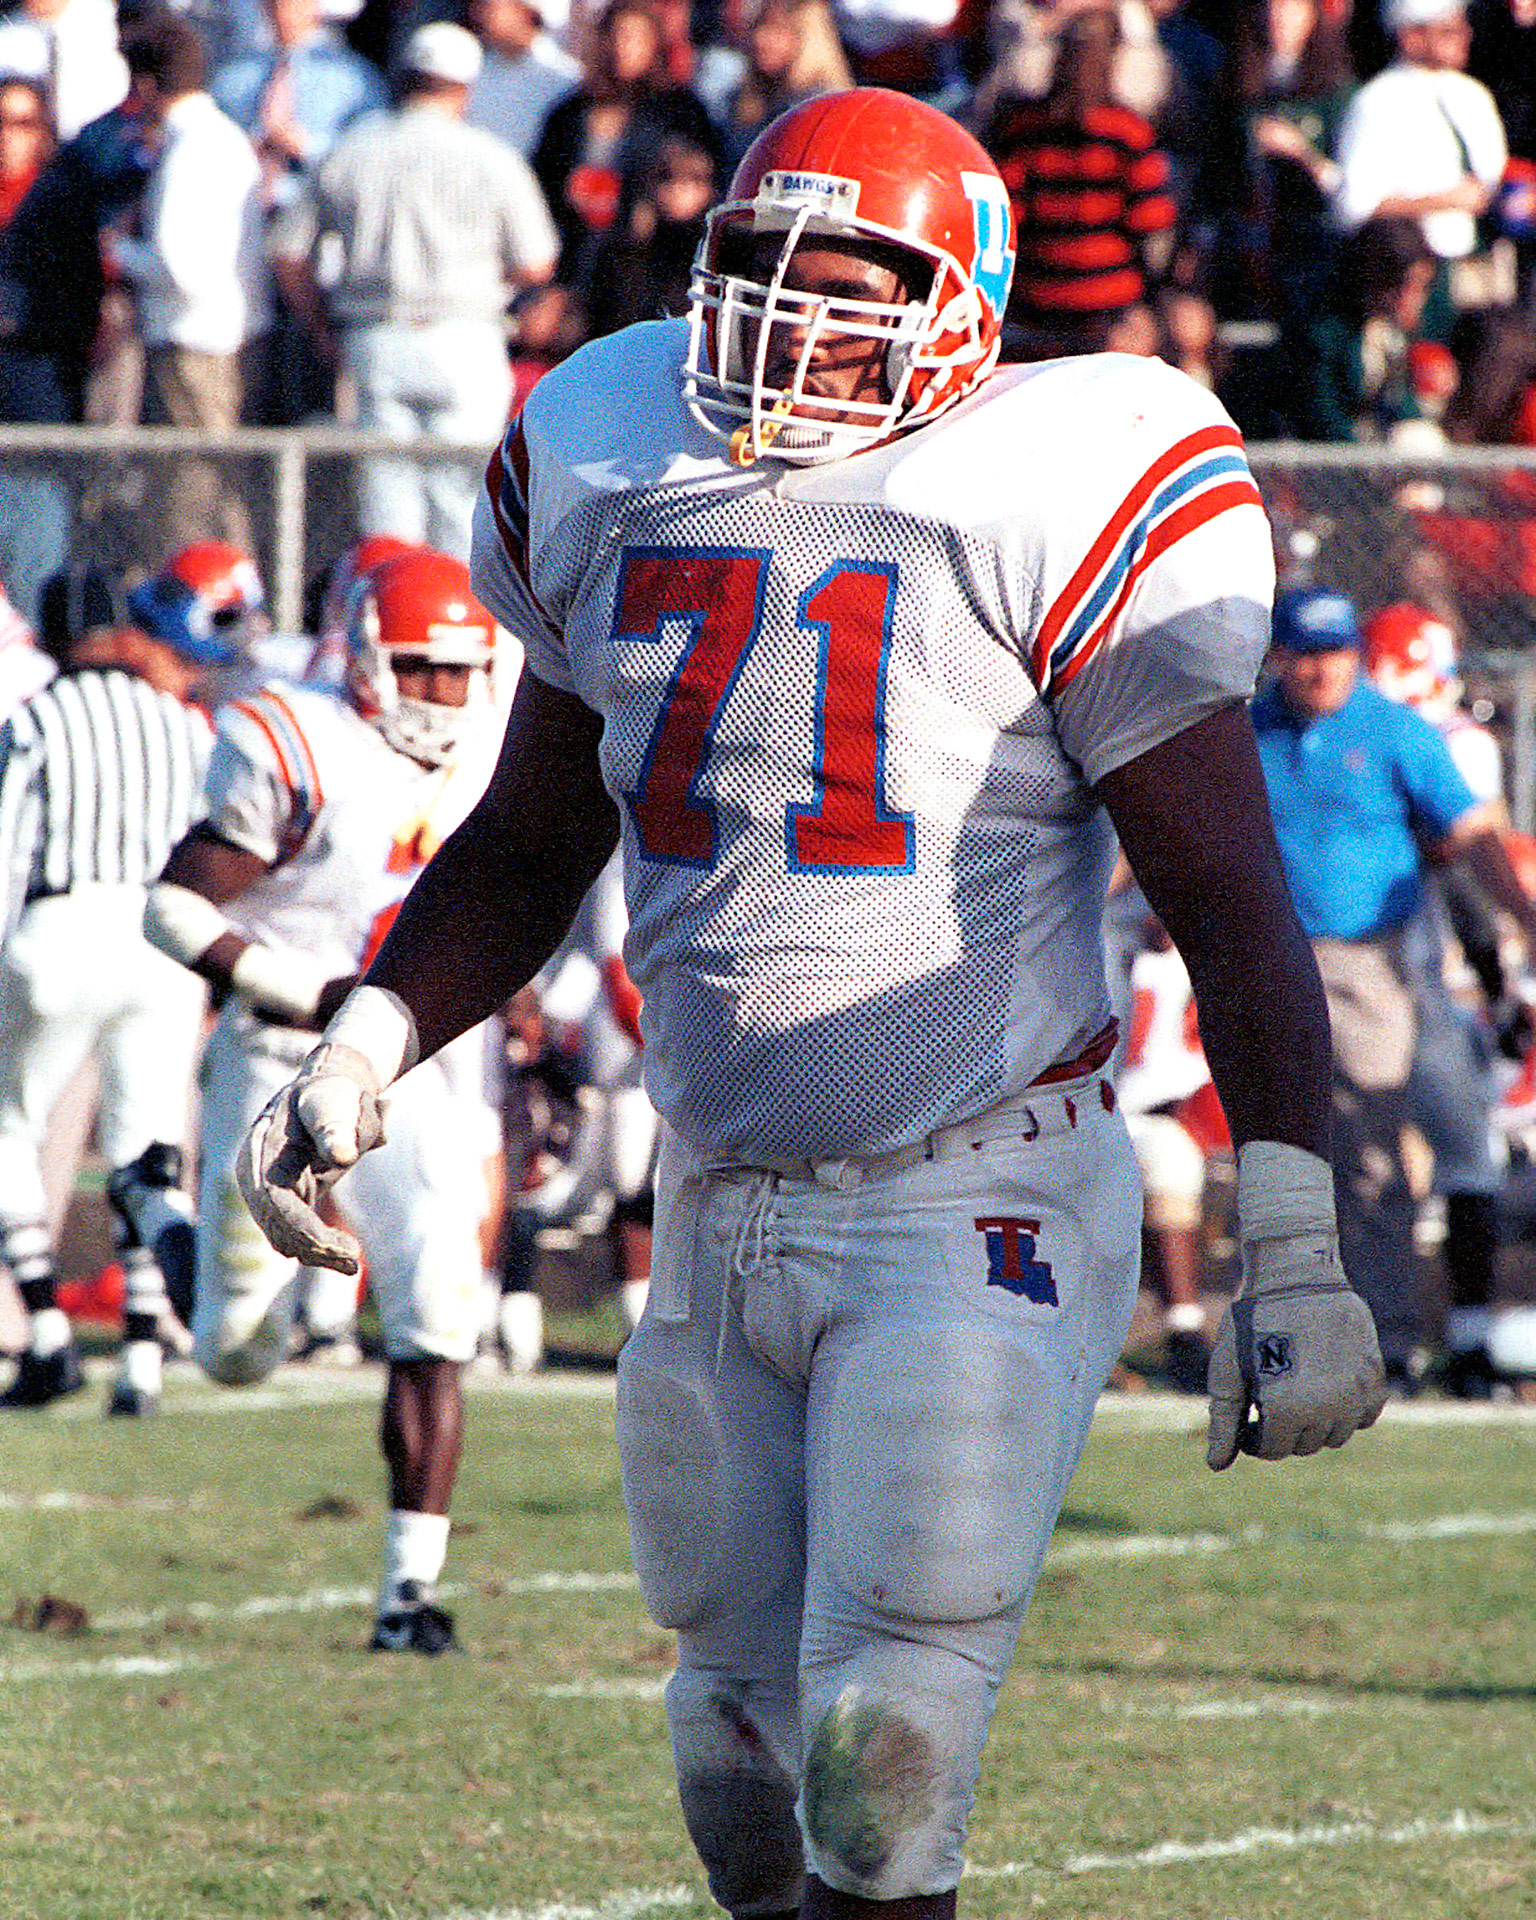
[0,0,1531,595]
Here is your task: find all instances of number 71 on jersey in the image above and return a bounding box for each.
[615,546,916,876]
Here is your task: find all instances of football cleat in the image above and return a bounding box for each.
[0,1343,86,1408]
[105,1377,159,1418]
[369,1581,460,1655]
[106,1144,197,1325]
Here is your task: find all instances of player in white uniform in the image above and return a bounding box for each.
[145,551,504,1654]
[235,91,1385,1918]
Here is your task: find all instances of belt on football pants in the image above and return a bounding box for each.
[725,1027,1119,1193]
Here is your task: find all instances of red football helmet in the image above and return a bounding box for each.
[347,550,498,767]
[309,535,421,684]
[684,88,1016,465]
[1363,602,1460,717]
[127,540,267,664]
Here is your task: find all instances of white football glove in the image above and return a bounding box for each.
[234,986,419,1275]
[235,1044,384,1273]
[1206,1141,1388,1471]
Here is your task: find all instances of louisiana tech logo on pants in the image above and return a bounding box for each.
[974,1216,1057,1305]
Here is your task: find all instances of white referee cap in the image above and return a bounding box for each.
[1382,0,1465,29]
[402,21,484,84]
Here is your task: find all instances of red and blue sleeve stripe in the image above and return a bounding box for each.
[1031,424,1264,697]
[230,688,323,848]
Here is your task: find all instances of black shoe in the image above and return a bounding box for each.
[1164,1326,1211,1396]
[1383,1357,1424,1400]
[1440,1345,1496,1401]
[105,1378,159,1418]
[369,1582,459,1656]
[0,1344,85,1408]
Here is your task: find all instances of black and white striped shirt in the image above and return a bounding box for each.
[0,669,210,937]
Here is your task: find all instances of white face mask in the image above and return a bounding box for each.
[352,637,494,768]
[683,201,987,467]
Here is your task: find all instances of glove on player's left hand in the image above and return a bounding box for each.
[1207,1228,1387,1470]
[235,1044,386,1273]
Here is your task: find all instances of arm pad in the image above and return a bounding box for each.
[145,881,329,1026]
[143,882,233,967]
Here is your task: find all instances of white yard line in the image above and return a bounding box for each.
[94,1570,639,1634]
[438,1887,694,1920]
[1364,1510,1536,1540]
[0,1653,197,1684]
[1117,1694,1338,1721]
[537,1678,670,1701]
[972,1808,1536,1878]
[47,1508,1536,1635]
[19,1355,1536,1421]
[429,1808,1534,1919]
[0,1490,180,1512]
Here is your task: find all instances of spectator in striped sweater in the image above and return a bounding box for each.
[982,3,1178,360]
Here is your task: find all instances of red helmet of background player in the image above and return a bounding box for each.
[346,550,497,767]
[1363,602,1460,718]
[683,87,1016,466]
[126,540,267,664]
[309,535,421,683]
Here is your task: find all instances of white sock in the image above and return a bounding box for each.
[379,1509,450,1614]
[301,1265,360,1344]
[30,1307,72,1358]
[499,1290,544,1374]
[478,1270,501,1344]
[1164,1301,1205,1336]
[121,1339,163,1395]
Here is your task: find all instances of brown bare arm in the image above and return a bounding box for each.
[1096,700,1331,1157]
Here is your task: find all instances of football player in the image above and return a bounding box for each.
[1364,600,1518,1394]
[238,92,1385,1916]
[144,549,506,1653]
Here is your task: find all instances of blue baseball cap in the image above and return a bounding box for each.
[1270,586,1363,654]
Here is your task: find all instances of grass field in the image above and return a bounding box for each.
[1,1356,1534,1920]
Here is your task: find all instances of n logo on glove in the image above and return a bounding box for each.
[1256,1333,1293,1376]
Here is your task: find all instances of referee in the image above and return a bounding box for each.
[0,563,226,1414]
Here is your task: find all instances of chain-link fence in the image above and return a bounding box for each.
[2,427,1534,811]
[0,424,487,636]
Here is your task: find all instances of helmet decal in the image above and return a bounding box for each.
[960,170,1015,320]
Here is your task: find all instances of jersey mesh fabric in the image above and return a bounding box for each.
[523,477,1115,1161]
[473,325,1273,1162]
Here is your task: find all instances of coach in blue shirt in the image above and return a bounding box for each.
[1253,585,1536,1388]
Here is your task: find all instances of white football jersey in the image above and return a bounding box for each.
[200,682,501,979]
[473,321,1274,1160]
[1117,943,1210,1118]
[1441,710,1503,809]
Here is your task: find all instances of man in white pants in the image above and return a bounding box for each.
[236,92,1386,1920]
[145,550,504,1653]
[269,22,558,558]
